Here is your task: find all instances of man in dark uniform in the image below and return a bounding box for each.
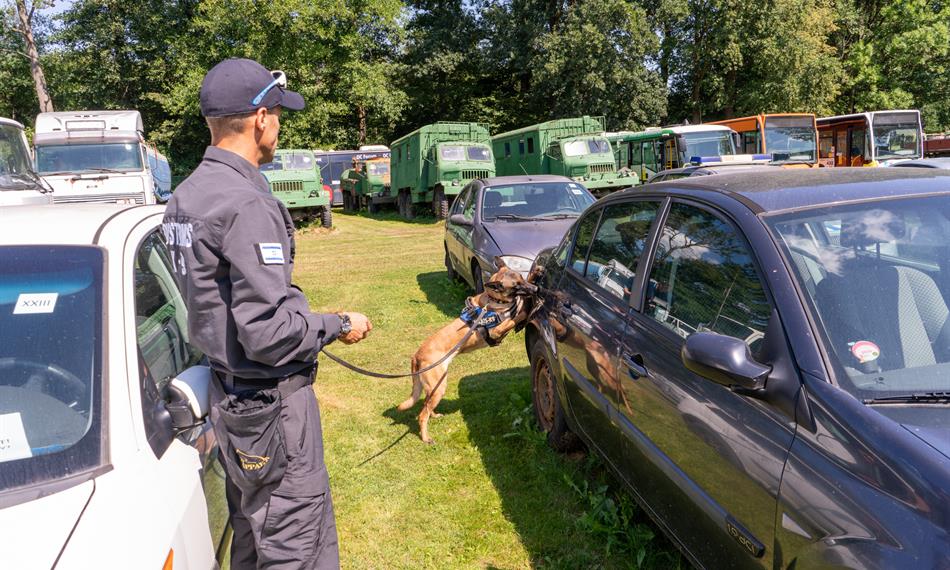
[163,58,372,570]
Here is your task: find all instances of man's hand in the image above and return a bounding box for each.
[339,312,372,344]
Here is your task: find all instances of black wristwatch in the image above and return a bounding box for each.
[338,313,352,335]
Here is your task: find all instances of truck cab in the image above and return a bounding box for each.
[341,156,392,213]
[432,141,494,190]
[33,111,170,205]
[0,117,52,207]
[260,149,332,227]
[547,135,622,193]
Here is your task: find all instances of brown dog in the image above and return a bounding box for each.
[397,259,539,443]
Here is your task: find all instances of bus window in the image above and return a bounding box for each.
[628,142,642,170]
[819,132,834,160]
[741,131,759,154]
[850,128,867,166]
[641,141,657,180]
[835,130,848,167]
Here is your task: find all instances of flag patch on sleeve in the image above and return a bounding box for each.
[258,243,285,265]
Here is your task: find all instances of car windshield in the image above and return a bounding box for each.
[366,161,390,175]
[0,246,103,494]
[767,196,950,400]
[764,117,816,163]
[562,138,612,158]
[467,146,492,161]
[36,143,143,174]
[0,124,40,190]
[872,113,921,161]
[678,131,736,161]
[481,181,595,221]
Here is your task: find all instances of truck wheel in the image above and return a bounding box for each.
[433,189,448,220]
[367,198,380,215]
[399,191,415,220]
[342,192,351,213]
[531,339,580,452]
[320,207,332,228]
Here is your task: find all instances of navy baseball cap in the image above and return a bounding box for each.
[200,58,305,117]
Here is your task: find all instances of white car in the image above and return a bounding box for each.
[0,205,228,569]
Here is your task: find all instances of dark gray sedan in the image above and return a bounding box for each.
[445,175,595,291]
[526,168,950,569]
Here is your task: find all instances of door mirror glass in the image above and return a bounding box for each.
[449,214,473,227]
[682,332,770,391]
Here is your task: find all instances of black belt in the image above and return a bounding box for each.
[212,365,315,397]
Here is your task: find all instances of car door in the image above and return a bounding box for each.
[131,229,230,562]
[446,183,475,275]
[553,200,662,464]
[618,200,796,568]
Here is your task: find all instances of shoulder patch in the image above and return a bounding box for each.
[258,243,285,265]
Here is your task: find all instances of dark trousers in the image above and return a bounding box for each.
[215,371,340,570]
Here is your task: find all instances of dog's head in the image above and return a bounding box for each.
[482,256,540,302]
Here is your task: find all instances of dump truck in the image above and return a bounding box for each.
[492,116,634,196]
[259,149,332,227]
[340,156,392,213]
[390,122,495,219]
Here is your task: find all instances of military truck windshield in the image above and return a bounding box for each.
[0,124,40,190]
[466,146,492,161]
[367,162,390,176]
[259,161,283,172]
[36,143,143,174]
[765,117,816,163]
[0,246,103,494]
[481,182,595,221]
[677,131,735,161]
[440,146,465,161]
[872,113,921,161]
[563,139,612,157]
[284,152,316,171]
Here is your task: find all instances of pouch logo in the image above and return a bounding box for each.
[258,243,285,265]
[236,448,270,471]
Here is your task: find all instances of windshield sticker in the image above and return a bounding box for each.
[849,340,880,364]
[13,292,58,315]
[568,184,584,195]
[258,243,285,265]
[0,413,33,461]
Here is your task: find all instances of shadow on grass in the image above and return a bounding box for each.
[455,366,686,569]
[416,271,470,318]
[333,207,443,226]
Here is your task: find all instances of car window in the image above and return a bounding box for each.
[462,187,477,220]
[452,185,471,216]
[135,231,202,391]
[568,209,601,275]
[645,203,771,354]
[583,201,661,302]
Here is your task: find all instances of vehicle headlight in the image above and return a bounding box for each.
[498,255,534,273]
[452,180,459,186]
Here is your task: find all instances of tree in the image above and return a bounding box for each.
[10,0,52,111]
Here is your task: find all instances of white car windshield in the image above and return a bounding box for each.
[0,246,103,493]
[36,143,143,174]
[481,182,595,221]
[0,124,41,190]
[768,196,950,400]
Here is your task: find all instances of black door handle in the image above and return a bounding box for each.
[622,353,647,379]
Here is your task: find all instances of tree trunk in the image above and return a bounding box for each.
[15,0,53,112]
[357,104,367,146]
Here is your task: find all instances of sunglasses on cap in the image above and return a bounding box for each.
[250,70,287,107]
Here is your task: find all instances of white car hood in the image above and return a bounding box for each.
[2,480,94,569]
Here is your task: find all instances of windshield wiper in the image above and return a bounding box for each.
[539,213,579,219]
[490,214,546,221]
[79,168,126,174]
[863,392,950,405]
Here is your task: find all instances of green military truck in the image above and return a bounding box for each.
[390,122,495,219]
[340,156,392,214]
[260,149,332,228]
[491,116,635,196]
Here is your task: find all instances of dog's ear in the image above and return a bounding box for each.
[494,256,506,269]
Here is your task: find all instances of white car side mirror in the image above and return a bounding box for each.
[166,365,212,431]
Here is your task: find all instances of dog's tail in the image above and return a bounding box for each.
[396,356,423,411]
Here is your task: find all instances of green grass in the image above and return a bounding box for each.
[292,210,685,569]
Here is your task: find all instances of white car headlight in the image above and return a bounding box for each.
[498,255,534,273]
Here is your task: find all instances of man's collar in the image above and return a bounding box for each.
[203,146,270,193]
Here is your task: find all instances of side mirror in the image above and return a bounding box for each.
[165,365,212,431]
[681,332,770,392]
[449,214,473,227]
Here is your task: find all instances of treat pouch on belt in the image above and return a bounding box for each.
[211,373,312,510]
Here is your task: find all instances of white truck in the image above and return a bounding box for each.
[0,117,53,207]
[33,110,171,205]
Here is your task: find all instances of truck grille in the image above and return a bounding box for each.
[271,181,304,193]
[461,170,491,180]
[53,193,145,204]
[588,163,615,175]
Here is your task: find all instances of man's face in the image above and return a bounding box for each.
[259,107,282,164]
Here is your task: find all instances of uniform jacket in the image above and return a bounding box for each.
[163,146,341,379]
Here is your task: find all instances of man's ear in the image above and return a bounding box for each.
[254,107,269,131]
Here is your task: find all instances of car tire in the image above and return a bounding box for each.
[471,260,484,293]
[433,189,448,220]
[320,207,332,228]
[530,339,579,453]
[445,245,458,281]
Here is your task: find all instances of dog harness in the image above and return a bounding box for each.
[460,296,523,347]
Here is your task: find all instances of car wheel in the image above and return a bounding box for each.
[472,260,484,293]
[445,245,458,281]
[530,339,579,452]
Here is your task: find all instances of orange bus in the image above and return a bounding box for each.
[710,113,818,166]
[816,110,923,167]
